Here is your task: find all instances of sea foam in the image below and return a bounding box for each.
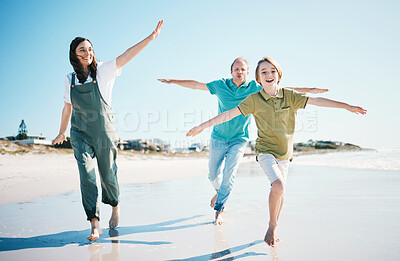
[292,149,400,171]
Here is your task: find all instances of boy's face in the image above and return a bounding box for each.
[258,62,280,88]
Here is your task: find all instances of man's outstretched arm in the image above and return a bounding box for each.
[285,87,329,94]
[158,79,208,90]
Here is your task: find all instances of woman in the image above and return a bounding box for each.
[53,20,163,241]
[186,56,366,247]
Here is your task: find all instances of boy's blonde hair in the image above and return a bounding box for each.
[255,57,282,84]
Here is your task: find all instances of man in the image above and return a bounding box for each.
[158,57,327,224]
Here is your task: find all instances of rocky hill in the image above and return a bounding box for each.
[0,138,71,155]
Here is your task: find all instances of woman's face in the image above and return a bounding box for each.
[258,62,280,88]
[75,40,93,67]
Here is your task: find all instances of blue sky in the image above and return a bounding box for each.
[0,0,399,149]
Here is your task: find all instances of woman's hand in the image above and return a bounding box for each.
[52,133,67,145]
[117,20,164,70]
[149,20,164,41]
[186,125,204,137]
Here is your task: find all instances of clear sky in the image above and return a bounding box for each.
[0,0,399,149]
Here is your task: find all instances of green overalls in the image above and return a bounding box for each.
[70,73,119,221]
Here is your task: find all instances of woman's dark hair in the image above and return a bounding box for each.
[69,37,97,84]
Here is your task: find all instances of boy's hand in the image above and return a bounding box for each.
[347,105,367,115]
[186,125,204,137]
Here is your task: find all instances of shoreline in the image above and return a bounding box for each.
[0,148,395,206]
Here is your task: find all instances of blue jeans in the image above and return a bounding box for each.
[208,138,247,212]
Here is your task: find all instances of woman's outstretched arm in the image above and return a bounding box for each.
[116,20,163,69]
[186,107,242,137]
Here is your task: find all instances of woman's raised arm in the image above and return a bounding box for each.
[116,20,163,70]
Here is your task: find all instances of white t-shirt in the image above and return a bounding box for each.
[64,58,122,105]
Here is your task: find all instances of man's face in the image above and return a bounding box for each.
[231,60,249,85]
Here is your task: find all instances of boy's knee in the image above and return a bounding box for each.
[271,179,285,195]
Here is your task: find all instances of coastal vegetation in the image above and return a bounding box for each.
[0,138,363,156]
[293,140,361,152]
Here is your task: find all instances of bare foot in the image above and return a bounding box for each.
[88,218,103,241]
[215,211,224,225]
[109,228,120,244]
[264,224,277,247]
[109,205,120,229]
[210,194,218,208]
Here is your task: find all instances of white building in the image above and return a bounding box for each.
[7,135,52,146]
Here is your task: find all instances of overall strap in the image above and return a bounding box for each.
[71,72,76,87]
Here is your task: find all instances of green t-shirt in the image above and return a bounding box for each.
[238,88,308,160]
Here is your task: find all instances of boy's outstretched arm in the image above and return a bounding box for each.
[116,20,164,69]
[307,97,367,114]
[158,79,208,90]
[285,87,329,94]
[186,107,242,136]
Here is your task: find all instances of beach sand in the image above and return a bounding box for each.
[0,153,399,260]
[0,153,210,205]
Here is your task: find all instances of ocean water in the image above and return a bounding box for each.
[292,148,400,171]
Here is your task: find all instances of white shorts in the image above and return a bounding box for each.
[258,153,289,185]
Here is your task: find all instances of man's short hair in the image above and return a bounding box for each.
[230,57,249,72]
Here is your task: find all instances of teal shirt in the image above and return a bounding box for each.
[206,78,262,142]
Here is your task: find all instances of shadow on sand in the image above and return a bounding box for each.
[0,215,211,252]
[168,240,267,261]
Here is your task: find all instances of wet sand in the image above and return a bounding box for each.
[0,156,400,260]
